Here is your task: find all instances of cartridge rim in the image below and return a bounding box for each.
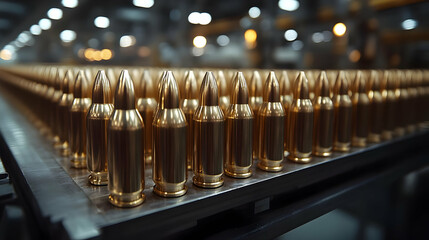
[257,159,283,172]
[88,173,108,186]
[153,185,188,198]
[193,176,224,188]
[225,169,252,179]
[108,193,145,208]
[287,155,312,163]
[313,151,332,157]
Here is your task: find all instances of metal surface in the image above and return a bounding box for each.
[0,84,428,239]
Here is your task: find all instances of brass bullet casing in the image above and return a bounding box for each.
[217,70,231,115]
[180,70,199,170]
[287,71,313,163]
[394,71,408,137]
[279,70,292,155]
[69,71,92,168]
[136,70,157,165]
[225,72,253,178]
[51,69,64,147]
[381,71,396,140]
[87,70,113,186]
[333,71,352,152]
[57,70,74,156]
[367,70,383,143]
[152,71,187,197]
[415,70,426,129]
[249,71,263,159]
[351,71,370,147]
[108,70,145,207]
[258,72,285,171]
[406,70,417,132]
[193,72,225,188]
[312,71,333,157]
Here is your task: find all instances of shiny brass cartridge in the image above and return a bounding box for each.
[258,71,285,171]
[108,70,145,207]
[381,71,396,140]
[249,70,263,159]
[193,72,225,188]
[180,70,199,170]
[287,71,313,162]
[351,71,370,147]
[152,71,187,197]
[406,70,417,132]
[333,71,352,152]
[51,69,63,146]
[279,70,292,155]
[394,71,408,137]
[367,70,383,143]
[69,71,92,168]
[136,70,157,165]
[87,70,113,186]
[217,70,231,115]
[225,72,253,178]
[57,70,74,156]
[312,71,333,157]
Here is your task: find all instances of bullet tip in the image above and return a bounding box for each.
[294,71,310,99]
[184,70,199,99]
[93,70,112,104]
[231,72,249,104]
[334,71,349,95]
[114,70,136,110]
[263,71,280,102]
[200,72,219,106]
[249,70,262,97]
[159,71,180,109]
[279,71,291,96]
[74,70,91,98]
[315,71,330,97]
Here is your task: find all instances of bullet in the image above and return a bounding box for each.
[406,70,417,132]
[51,69,63,147]
[312,71,333,157]
[249,70,263,159]
[193,72,225,188]
[394,71,408,137]
[87,70,113,186]
[287,71,313,162]
[180,70,199,170]
[136,70,157,165]
[152,71,187,197]
[380,71,396,140]
[333,71,352,152]
[258,71,285,171]
[225,72,253,178]
[415,70,426,128]
[367,70,383,143]
[108,70,145,207]
[279,70,292,155]
[351,71,370,147]
[69,71,92,168]
[217,70,231,115]
[57,70,74,156]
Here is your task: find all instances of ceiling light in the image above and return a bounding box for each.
[284,29,297,41]
[193,36,207,48]
[30,25,42,35]
[94,16,110,28]
[60,30,76,43]
[62,0,78,8]
[39,18,52,30]
[312,32,323,43]
[47,8,63,20]
[249,7,261,18]
[199,12,211,25]
[120,35,136,47]
[333,22,346,37]
[278,0,299,11]
[401,19,417,30]
[188,12,200,24]
[133,0,154,8]
[216,35,230,46]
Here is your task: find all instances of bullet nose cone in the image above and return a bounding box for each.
[294,71,310,99]
[353,71,366,93]
[74,71,91,98]
[231,72,249,104]
[184,70,198,99]
[200,72,219,106]
[114,70,136,110]
[369,70,380,91]
[217,70,228,97]
[279,71,291,96]
[62,70,74,94]
[263,71,280,102]
[315,71,330,97]
[140,70,155,99]
[250,70,262,97]
[159,71,180,109]
[92,70,112,104]
[334,71,349,95]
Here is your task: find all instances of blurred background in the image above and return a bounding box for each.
[0,0,428,68]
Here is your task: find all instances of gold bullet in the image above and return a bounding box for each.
[333,71,352,152]
[57,70,74,156]
[249,70,263,159]
[217,70,231,115]
[87,70,113,186]
[394,71,408,137]
[136,70,157,165]
[367,70,383,143]
[180,70,199,170]
[380,71,396,140]
[406,70,417,132]
[152,71,187,197]
[312,71,333,157]
[287,71,313,162]
[51,69,63,147]
[225,72,253,178]
[415,70,426,129]
[108,70,145,207]
[351,71,370,147]
[69,71,92,168]
[193,72,225,188]
[279,70,292,155]
[258,71,285,171]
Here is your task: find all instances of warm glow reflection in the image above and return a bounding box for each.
[0,49,13,60]
[349,50,361,62]
[84,48,112,61]
[245,29,257,42]
[100,49,113,60]
[84,48,95,61]
[193,36,207,48]
[333,22,347,37]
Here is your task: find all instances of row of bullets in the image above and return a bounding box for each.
[0,65,428,208]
